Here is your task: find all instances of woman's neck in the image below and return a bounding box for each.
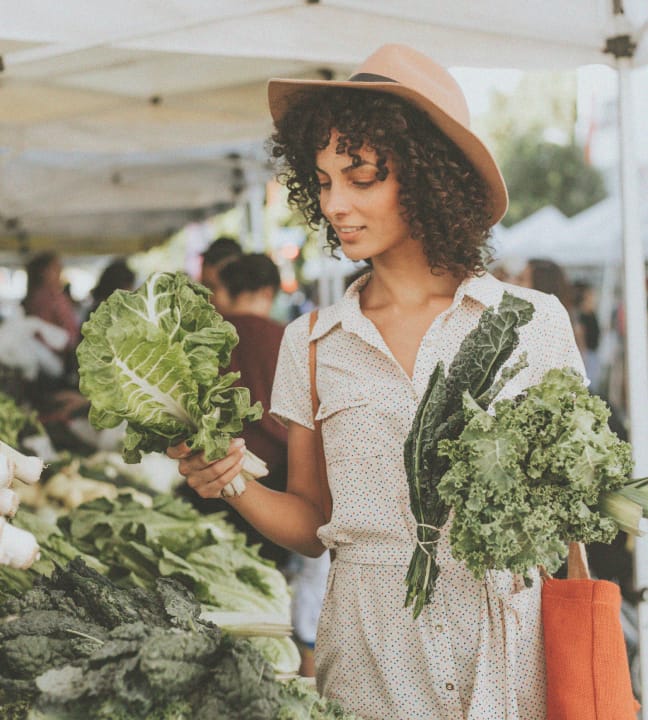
[361,248,464,312]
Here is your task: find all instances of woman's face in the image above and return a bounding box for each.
[315,131,413,263]
[44,257,63,288]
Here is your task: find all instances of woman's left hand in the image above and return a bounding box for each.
[166,438,246,499]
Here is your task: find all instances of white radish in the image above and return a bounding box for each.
[0,488,19,517]
[0,455,14,489]
[0,517,40,569]
[0,440,44,485]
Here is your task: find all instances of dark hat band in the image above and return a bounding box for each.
[349,72,397,83]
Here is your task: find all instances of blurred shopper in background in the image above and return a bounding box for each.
[87,258,136,318]
[199,236,243,313]
[515,257,588,360]
[23,251,80,359]
[572,279,602,395]
[21,252,88,442]
[516,258,575,315]
[220,253,288,521]
[182,252,289,567]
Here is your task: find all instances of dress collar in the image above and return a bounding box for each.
[309,270,507,342]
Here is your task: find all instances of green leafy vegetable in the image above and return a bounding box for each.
[0,559,361,720]
[404,292,534,617]
[3,495,292,623]
[77,271,262,464]
[0,391,45,448]
[437,367,636,581]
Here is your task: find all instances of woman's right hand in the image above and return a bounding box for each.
[166,437,246,499]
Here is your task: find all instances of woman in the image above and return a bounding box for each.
[169,45,585,720]
[23,251,79,353]
[87,258,136,317]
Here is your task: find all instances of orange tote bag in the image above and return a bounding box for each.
[542,542,640,720]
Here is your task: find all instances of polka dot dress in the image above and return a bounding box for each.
[271,272,587,720]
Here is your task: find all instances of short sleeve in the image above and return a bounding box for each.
[270,315,315,430]
[543,295,588,383]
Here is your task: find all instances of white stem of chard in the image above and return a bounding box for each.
[221,449,268,497]
[0,440,44,485]
[599,492,646,536]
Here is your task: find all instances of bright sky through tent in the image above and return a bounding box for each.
[450,67,524,117]
[450,64,648,163]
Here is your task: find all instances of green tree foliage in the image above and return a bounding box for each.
[475,72,607,227]
[498,131,608,227]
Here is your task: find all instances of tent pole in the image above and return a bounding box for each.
[617,56,648,714]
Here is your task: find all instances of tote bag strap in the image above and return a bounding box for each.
[567,541,590,579]
[309,310,333,524]
[541,541,590,581]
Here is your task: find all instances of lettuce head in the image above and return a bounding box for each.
[77,271,262,463]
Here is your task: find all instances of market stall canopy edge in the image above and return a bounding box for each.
[0,0,646,255]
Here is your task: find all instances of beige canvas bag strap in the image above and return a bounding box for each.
[540,542,590,581]
[567,541,590,579]
[309,310,333,524]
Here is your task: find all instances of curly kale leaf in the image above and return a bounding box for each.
[437,368,633,581]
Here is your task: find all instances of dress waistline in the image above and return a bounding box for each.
[331,544,413,566]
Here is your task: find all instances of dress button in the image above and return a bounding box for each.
[435,624,443,632]
[446,682,455,691]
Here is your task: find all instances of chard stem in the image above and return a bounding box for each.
[64,628,104,644]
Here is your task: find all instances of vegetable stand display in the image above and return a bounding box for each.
[0,469,364,718]
[0,348,363,717]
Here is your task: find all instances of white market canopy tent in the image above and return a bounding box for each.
[1,0,647,256]
[494,197,648,267]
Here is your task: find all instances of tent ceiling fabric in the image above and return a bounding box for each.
[0,0,646,253]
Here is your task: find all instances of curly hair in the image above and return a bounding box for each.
[270,87,494,277]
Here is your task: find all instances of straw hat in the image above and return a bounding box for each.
[268,44,508,224]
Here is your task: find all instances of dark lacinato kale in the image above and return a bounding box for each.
[404,292,535,618]
[0,560,364,719]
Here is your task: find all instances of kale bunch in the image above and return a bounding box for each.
[0,559,362,720]
[404,292,534,617]
[437,367,634,581]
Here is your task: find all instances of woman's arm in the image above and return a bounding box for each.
[167,421,327,557]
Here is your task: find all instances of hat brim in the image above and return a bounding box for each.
[268,78,508,225]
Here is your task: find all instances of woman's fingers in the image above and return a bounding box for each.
[166,442,193,459]
[172,438,246,499]
[188,454,246,499]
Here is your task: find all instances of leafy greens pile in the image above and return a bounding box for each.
[1,494,292,620]
[0,391,44,448]
[404,292,534,618]
[437,367,636,581]
[77,271,262,464]
[0,558,362,720]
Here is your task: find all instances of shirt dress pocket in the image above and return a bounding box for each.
[315,395,373,462]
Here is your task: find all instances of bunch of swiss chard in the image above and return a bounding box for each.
[77,272,266,495]
[404,292,534,618]
[436,367,647,583]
